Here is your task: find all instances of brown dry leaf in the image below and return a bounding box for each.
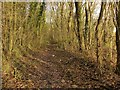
[72,85,78,88]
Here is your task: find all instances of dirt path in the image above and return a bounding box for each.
[3,45,120,89]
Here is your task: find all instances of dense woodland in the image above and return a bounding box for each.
[2,1,120,89]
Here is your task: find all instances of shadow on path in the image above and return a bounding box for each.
[3,44,120,89]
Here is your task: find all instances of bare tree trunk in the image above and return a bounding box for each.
[115,2,120,75]
[0,2,2,89]
[95,2,105,73]
[60,3,65,49]
[67,3,73,46]
[84,2,89,50]
[75,2,82,51]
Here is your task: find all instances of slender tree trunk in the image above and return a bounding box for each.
[67,3,73,45]
[115,2,120,75]
[60,3,65,49]
[84,2,89,50]
[75,2,82,51]
[95,2,105,73]
[0,2,2,89]
[9,2,15,55]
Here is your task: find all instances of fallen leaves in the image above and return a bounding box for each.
[3,46,120,89]
[71,84,78,88]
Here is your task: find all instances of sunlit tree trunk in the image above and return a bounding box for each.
[95,2,105,73]
[60,3,65,49]
[67,3,73,47]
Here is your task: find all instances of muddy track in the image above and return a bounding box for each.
[3,45,120,89]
